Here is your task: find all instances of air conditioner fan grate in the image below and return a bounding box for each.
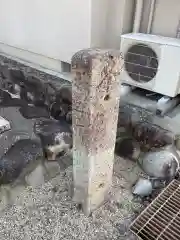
[124,43,158,83]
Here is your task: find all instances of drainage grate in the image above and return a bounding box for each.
[130,180,180,240]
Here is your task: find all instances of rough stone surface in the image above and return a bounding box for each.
[71,48,124,215]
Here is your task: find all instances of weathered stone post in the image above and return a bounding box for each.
[71,49,124,215]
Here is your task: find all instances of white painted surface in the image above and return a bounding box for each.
[141,0,180,37]
[0,0,134,64]
[0,0,91,63]
[120,33,180,97]
[0,0,133,73]
[0,0,179,76]
[105,0,134,49]
[90,0,109,48]
[133,0,144,33]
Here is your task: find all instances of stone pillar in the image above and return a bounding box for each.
[71,48,123,215]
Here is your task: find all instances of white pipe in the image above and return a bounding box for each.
[133,0,144,33]
[147,0,156,34]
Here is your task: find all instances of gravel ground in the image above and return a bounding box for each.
[0,55,140,240]
[0,165,139,240]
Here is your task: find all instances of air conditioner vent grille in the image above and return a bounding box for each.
[124,44,158,83]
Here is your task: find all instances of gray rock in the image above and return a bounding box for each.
[132,121,174,149]
[115,136,140,161]
[0,130,34,159]
[0,138,43,185]
[139,146,180,180]
[132,178,153,197]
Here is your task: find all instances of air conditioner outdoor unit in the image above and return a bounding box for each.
[120,33,180,97]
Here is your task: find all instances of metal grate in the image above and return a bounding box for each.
[130,180,180,240]
[124,44,158,83]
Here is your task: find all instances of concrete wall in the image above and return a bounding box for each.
[140,0,180,37]
[105,0,135,49]
[90,0,109,48]
[0,0,92,64]
[0,0,179,77]
[0,0,134,65]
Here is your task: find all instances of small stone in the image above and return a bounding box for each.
[115,223,127,236]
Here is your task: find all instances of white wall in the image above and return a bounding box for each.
[0,0,134,66]
[0,0,91,63]
[90,0,109,48]
[0,0,179,76]
[105,0,135,49]
[151,0,180,37]
[140,0,180,37]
